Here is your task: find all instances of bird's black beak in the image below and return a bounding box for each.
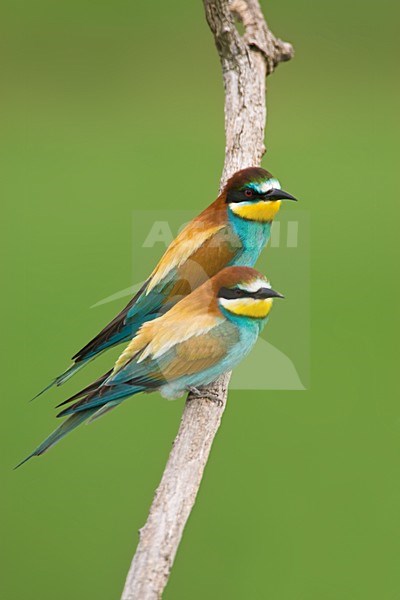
[263,188,297,202]
[258,287,285,300]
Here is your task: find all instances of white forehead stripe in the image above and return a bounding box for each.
[257,178,281,193]
[237,277,271,292]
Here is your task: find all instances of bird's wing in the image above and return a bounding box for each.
[112,280,224,374]
[145,220,226,294]
[156,325,238,381]
[58,321,239,417]
[108,307,240,390]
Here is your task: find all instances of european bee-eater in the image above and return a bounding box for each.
[38,167,295,395]
[19,267,283,465]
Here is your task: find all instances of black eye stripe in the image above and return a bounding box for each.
[218,286,271,300]
[218,287,244,299]
[226,189,262,203]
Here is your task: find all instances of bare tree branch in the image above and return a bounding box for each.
[121,2,293,598]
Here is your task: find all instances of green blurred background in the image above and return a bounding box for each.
[1,0,398,598]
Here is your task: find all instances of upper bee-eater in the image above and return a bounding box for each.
[37,166,296,395]
[19,266,283,465]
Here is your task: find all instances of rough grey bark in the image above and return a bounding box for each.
[121,2,293,599]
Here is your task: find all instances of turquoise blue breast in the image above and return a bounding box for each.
[227,210,272,267]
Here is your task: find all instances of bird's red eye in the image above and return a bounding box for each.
[244,189,253,198]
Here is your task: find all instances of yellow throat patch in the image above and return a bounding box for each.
[230,200,281,222]
[220,297,273,319]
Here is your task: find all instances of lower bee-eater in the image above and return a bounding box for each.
[20,266,283,466]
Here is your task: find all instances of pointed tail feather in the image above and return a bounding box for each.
[15,407,98,468]
[87,400,121,423]
[31,359,92,401]
[55,370,112,408]
[57,383,141,418]
[30,280,154,401]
